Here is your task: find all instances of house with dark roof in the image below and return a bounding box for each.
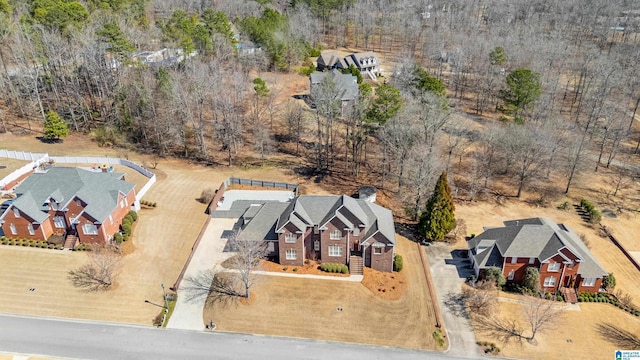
[0,167,136,247]
[234,194,396,273]
[467,218,607,294]
[310,69,359,116]
[316,51,380,79]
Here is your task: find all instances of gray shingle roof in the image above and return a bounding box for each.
[6,167,135,224]
[310,69,359,101]
[317,51,345,69]
[238,202,290,241]
[273,195,395,245]
[468,217,606,277]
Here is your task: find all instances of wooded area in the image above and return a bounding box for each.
[0,0,639,222]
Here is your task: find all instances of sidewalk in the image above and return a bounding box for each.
[248,270,363,282]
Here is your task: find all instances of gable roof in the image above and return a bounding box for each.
[4,167,135,224]
[310,69,359,101]
[468,217,606,277]
[244,195,396,246]
[317,51,345,69]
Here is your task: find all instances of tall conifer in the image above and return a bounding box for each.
[419,171,456,241]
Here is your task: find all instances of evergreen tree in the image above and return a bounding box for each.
[44,110,69,140]
[523,267,541,292]
[419,171,456,241]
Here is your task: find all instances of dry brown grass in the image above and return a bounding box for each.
[0,157,29,179]
[0,132,321,324]
[456,199,640,309]
[203,236,439,350]
[472,300,640,359]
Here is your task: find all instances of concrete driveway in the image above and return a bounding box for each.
[425,243,480,358]
[167,218,237,330]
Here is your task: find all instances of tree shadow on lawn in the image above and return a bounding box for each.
[596,322,640,349]
[443,291,470,319]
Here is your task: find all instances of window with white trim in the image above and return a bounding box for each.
[125,197,128,206]
[374,246,382,255]
[9,223,17,235]
[13,208,20,218]
[511,257,517,264]
[543,276,556,287]
[267,242,274,252]
[109,215,113,224]
[328,245,342,257]
[314,240,320,251]
[529,257,535,264]
[82,223,98,235]
[27,224,34,235]
[582,277,596,287]
[547,262,561,272]
[330,230,342,240]
[54,216,66,228]
[508,270,515,280]
[285,233,297,243]
[120,200,125,208]
[51,202,58,210]
[76,199,82,206]
[285,249,297,260]
[353,228,360,236]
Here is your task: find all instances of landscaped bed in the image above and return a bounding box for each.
[257,259,350,277]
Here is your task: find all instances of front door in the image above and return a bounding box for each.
[564,275,572,287]
[352,240,359,251]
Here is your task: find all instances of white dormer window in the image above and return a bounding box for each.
[27,224,34,235]
[330,230,342,240]
[13,208,20,218]
[511,257,517,264]
[120,200,125,208]
[529,257,535,264]
[51,202,58,210]
[76,199,82,206]
[353,228,360,236]
[285,234,297,243]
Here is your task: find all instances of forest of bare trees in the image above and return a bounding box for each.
[0,0,639,219]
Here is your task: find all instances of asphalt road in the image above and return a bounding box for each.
[0,313,473,360]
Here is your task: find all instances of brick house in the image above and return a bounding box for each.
[467,218,607,294]
[236,195,396,273]
[0,167,136,247]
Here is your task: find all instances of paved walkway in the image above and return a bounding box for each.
[167,218,237,331]
[425,244,481,358]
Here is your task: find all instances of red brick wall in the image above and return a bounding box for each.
[576,275,602,293]
[278,223,304,266]
[1,207,51,240]
[540,255,565,291]
[101,190,136,239]
[320,221,348,265]
[368,244,394,272]
[77,212,105,244]
[503,257,538,283]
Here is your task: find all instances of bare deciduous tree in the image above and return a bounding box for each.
[523,296,564,342]
[182,232,266,304]
[68,245,123,292]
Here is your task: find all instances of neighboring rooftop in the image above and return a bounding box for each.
[5,167,135,223]
[468,217,607,278]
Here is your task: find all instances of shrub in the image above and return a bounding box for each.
[394,254,403,272]
[485,266,506,289]
[122,223,132,237]
[123,215,133,225]
[199,188,215,204]
[282,266,288,271]
[113,233,123,244]
[340,265,348,274]
[48,244,55,249]
[292,267,298,272]
[556,295,563,302]
[152,202,157,207]
[127,210,138,222]
[22,242,28,246]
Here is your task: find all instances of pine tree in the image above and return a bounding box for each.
[43,110,69,140]
[419,171,456,241]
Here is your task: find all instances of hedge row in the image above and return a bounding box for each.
[580,198,602,223]
[578,292,640,316]
[0,237,62,249]
[116,210,139,244]
[140,200,157,207]
[320,263,348,274]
